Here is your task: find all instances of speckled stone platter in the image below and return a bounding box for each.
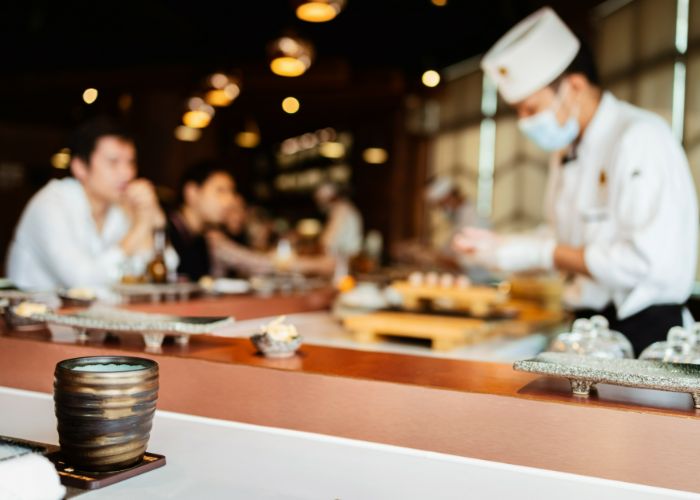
[513,352,700,408]
[29,306,235,349]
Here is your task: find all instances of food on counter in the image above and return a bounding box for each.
[424,272,439,287]
[455,275,471,289]
[338,282,388,310]
[261,315,299,342]
[405,272,471,290]
[250,315,302,358]
[198,275,215,291]
[439,273,455,288]
[13,301,49,318]
[408,272,423,287]
[199,276,251,294]
[336,275,356,293]
[65,287,97,301]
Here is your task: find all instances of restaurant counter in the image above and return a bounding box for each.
[1,293,700,495]
[2,387,690,499]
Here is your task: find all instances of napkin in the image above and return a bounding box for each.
[0,453,65,500]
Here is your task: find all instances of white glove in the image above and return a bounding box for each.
[453,227,556,273]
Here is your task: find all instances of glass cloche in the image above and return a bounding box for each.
[547,316,633,359]
[638,326,699,363]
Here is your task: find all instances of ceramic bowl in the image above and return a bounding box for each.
[250,332,302,358]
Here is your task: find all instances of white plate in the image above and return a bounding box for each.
[212,279,251,295]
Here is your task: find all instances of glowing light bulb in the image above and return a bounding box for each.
[422,70,441,88]
[82,88,98,104]
[282,97,300,114]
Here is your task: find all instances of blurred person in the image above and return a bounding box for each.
[207,194,274,278]
[223,194,249,245]
[425,176,480,234]
[287,182,363,277]
[169,161,272,279]
[244,206,275,252]
[454,7,697,353]
[7,117,172,289]
[393,176,484,274]
[167,161,234,280]
[315,182,363,261]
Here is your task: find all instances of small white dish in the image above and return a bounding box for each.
[212,279,251,295]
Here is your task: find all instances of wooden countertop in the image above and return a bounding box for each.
[2,293,700,493]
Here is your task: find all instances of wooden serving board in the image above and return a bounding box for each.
[390,281,507,315]
[508,275,564,311]
[343,311,488,351]
[343,301,567,352]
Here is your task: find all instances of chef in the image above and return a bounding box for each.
[454,7,698,354]
[392,176,488,276]
[425,176,480,233]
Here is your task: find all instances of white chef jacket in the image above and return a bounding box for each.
[320,199,363,258]
[544,92,698,319]
[7,177,177,290]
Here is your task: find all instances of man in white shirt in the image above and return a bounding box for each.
[454,7,698,354]
[7,118,168,289]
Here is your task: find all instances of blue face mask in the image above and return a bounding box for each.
[518,91,580,152]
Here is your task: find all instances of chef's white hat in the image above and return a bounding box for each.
[481,7,580,104]
[425,176,455,203]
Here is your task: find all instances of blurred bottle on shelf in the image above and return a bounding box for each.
[146,228,168,284]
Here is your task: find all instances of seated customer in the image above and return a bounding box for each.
[206,195,275,277]
[223,194,250,246]
[7,117,169,289]
[168,162,272,280]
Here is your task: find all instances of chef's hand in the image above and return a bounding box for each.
[453,227,556,273]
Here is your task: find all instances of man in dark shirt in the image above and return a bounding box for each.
[167,161,236,280]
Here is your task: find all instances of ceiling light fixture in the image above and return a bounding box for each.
[174,126,202,142]
[295,0,346,23]
[82,88,98,104]
[204,73,241,107]
[282,96,301,114]
[422,70,441,88]
[51,148,71,169]
[319,141,345,159]
[362,147,388,164]
[268,35,314,77]
[182,97,215,128]
[235,120,261,148]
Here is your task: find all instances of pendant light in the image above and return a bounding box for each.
[295,0,346,23]
[235,120,261,148]
[268,35,314,77]
[204,73,241,107]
